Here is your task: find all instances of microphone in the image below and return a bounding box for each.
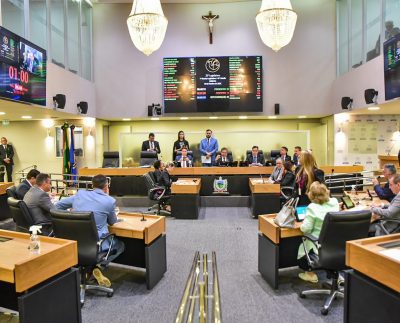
[328,168,334,189]
[260,174,265,184]
[140,212,147,222]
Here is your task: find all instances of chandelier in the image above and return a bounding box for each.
[255,0,297,52]
[127,0,168,56]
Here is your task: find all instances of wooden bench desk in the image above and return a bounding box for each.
[249,179,280,218]
[171,178,201,219]
[0,182,13,220]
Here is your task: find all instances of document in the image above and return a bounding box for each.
[379,248,400,262]
[201,156,211,164]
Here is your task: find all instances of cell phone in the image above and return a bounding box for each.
[341,196,355,209]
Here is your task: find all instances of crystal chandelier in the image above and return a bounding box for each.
[255,0,298,52]
[127,0,168,56]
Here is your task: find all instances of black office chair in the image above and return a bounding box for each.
[140,151,158,167]
[102,151,119,168]
[6,186,18,199]
[269,149,281,166]
[50,210,115,305]
[376,218,400,235]
[299,210,371,315]
[142,172,170,216]
[246,149,264,156]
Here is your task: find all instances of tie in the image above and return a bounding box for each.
[253,156,257,164]
[208,138,210,146]
[150,141,154,150]
[4,146,7,158]
[223,157,226,162]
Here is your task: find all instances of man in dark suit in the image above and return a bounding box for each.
[23,173,54,234]
[0,137,14,182]
[16,168,40,199]
[175,147,193,167]
[215,147,233,166]
[246,146,265,166]
[141,133,161,154]
[372,163,396,202]
[280,146,291,163]
[292,146,302,166]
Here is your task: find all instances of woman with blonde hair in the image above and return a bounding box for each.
[297,182,339,283]
[295,150,325,205]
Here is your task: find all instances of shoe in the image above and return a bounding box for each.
[92,267,111,287]
[298,272,318,283]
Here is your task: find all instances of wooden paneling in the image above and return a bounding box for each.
[0,182,14,195]
[249,179,280,193]
[171,178,201,194]
[346,234,400,293]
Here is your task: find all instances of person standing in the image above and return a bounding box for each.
[0,137,14,182]
[141,133,161,154]
[173,130,189,161]
[292,146,302,166]
[200,129,218,166]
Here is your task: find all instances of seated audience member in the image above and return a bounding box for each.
[293,146,302,166]
[246,146,265,166]
[175,147,193,167]
[297,182,339,283]
[153,160,164,184]
[16,168,40,199]
[372,163,396,202]
[279,146,291,162]
[56,174,125,287]
[215,147,233,166]
[370,175,400,236]
[295,150,325,205]
[23,173,54,234]
[269,158,284,183]
[280,161,296,188]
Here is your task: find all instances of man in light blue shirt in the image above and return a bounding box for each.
[200,129,219,166]
[56,174,124,287]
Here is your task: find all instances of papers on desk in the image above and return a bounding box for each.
[379,248,400,262]
[201,156,211,164]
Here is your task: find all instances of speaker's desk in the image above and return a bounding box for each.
[249,179,280,218]
[109,213,166,289]
[0,229,81,323]
[171,178,201,219]
[345,234,400,323]
[0,182,14,220]
[258,214,303,289]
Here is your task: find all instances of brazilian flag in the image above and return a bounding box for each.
[62,123,70,175]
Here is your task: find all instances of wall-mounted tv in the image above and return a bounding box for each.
[0,26,46,106]
[163,56,262,113]
[384,33,400,101]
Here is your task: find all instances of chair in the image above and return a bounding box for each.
[299,210,371,315]
[246,149,263,156]
[142,172,171,216]
[50,210,115,305]
[376,218,400,235]
[6,186,18,199]
[140,151,158,167]
[7,197,32,233]
[269,150,281,166]
[102,151,119,168]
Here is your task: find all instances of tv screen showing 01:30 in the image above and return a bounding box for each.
[0,26,47,106]
[163,56,262,113]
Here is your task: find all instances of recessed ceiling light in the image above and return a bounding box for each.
[122,118,131,121]
[0,112,5,115]
[367,106,380,111]
[268,116,277,119]
[21,116,32,119]
[239,116,248,119]
[151,117,160,121]
[209,116,218,119]
[180,117,189,120]
[298,115,307,119]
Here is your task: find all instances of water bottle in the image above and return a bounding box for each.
[351,185,356,196]
[29,225,42,254]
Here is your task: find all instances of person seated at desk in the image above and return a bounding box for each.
[142,132,161,154]
[371,163,396,202]
[56,174,125,287]
[246,145,265,166]
[154,161,174,212]
[16,168,40,199]
[370,175,400,236]
[215,147,233,166]
[175,147,193,167]
[173,130,189,161]
[280,161,295,188]
[295,150,325,206]
[269,158,284,183]
[279,146,291,162]
[297,182,339,283]
[23,173,55,235]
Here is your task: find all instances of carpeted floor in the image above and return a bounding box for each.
[0,207,344,323]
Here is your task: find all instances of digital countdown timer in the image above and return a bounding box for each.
[0,26,46,106]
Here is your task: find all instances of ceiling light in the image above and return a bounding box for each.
[122,118,131,121]
[0,112,6,115]
[367,106,380,111]
[298,115,306,119]
[209,116,218,119]
[42,119,54,128]
[268,116,277,119]
[180,117,189,120]
[151,117,160,121]
[239,116,248,119]
[21,116,32,119]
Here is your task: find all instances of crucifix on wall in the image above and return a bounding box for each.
[202,11,219,44]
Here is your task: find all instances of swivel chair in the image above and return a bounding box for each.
[6,186,18,199]
[142,172,171,216]
[140,151,158,167]
[299,210,371,315]
[102,151,119,168]
[269,150,281,166]
[375,218,400,235]
[50,210,115,305]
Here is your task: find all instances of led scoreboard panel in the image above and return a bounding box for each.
[384,33,400,101]
[163,56,262,113]
[0,26,46,106]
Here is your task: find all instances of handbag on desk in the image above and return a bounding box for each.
[274,197,299,228]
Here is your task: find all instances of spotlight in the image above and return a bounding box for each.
[341,97,353,110]
[77,101,88,114]
[53,94,66,109]
[364,89,378,104]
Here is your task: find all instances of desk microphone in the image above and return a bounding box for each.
[328,168,334,189]
[260,174,265,184]
[140,212,147,222]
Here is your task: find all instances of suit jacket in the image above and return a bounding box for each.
[374,182,395,202]
[173,140,189,160]
[270,166,284,182]
[23,186,54,224]
[16,179,32,199]
[371,192,400,235]
[0,144,14,165]
[245,153,265,166]
[280,154,291,163]
[141,140,161,154]
[295,167,325,205]
[280,171,295,188]
[215,155,233,167]
[292,154,300,166]
[175,155,193,167]
[199,137,219,162]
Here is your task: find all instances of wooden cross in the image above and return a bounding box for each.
[202,11,219,44]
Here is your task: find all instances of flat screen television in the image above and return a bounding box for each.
[163,56,262,113]
[384,33,400,101]
[0,26,46,106]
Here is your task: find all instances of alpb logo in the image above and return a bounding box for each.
[213,176,228,194]
[205,58,220,73]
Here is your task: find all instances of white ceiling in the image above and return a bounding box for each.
[94,0,255,4]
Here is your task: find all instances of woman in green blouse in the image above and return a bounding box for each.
[297,182,340,283]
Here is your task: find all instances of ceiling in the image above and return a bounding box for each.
[348,99,400,116]
[94,0,254,4]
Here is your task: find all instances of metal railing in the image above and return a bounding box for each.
[175,251,222,323]
[324,171,375,191]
